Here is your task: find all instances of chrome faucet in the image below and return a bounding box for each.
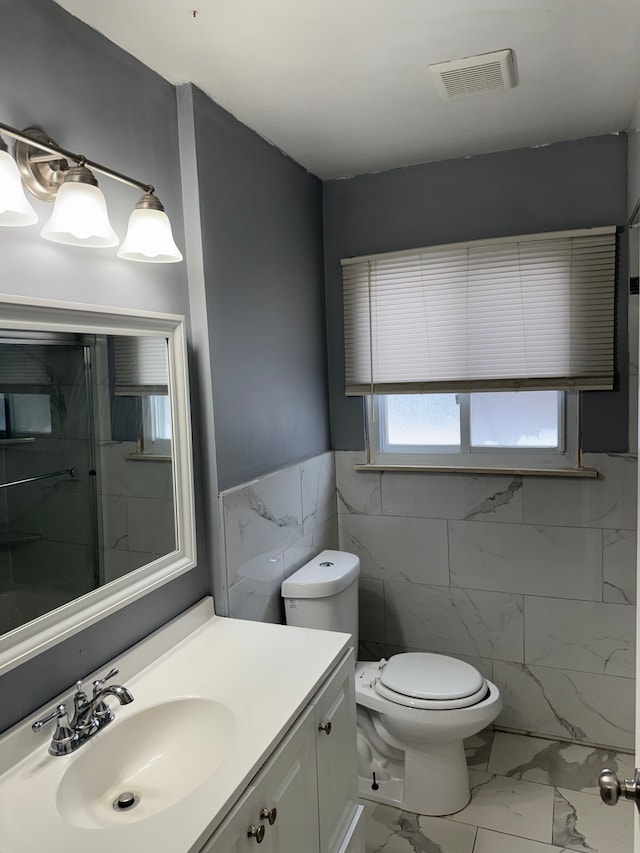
[32,666,134,756]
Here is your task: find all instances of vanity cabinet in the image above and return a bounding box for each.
[199,650,363,853]
[0,606,361,853]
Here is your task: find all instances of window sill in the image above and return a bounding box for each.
[354,463,599,478]
[125,453,172,463]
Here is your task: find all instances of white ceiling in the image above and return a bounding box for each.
[54,0,640,179]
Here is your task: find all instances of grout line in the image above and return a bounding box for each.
[522,593,527,664]
[492,724,635,754]
[446,518,451,586]
[470,826,479,852]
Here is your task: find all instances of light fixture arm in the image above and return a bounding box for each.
[0,121,154,197]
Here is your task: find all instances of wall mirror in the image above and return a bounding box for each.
[0,294,196,676]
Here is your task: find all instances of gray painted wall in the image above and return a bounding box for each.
[0,0,207,732]
[190,86,329,491]
[323,135,629,451]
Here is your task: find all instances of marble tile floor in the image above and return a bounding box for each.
[363,730,635,853]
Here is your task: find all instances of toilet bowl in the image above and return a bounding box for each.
[354,656,502,814]
[281,550,502,816]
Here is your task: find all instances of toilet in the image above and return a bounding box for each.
[281,550,502,816]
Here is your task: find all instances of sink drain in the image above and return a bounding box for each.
[113,791,140,812]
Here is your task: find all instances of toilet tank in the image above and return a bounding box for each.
[281,550,360,650]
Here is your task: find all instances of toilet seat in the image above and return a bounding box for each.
[373,653,489,710]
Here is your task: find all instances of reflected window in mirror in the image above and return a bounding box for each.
[109,335,172,457]
[4,394,53,436]
[141,395,172,456]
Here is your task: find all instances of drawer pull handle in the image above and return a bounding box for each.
[260,806,277,825]
[318,721,332,735]
[247,824,265,843]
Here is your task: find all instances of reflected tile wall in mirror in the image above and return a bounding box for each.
[0,332,176,636]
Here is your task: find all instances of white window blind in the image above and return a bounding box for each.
[342,227,617,395]
[112,335,168,396]
[0,344,53,389]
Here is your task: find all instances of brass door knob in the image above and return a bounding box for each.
[318,721,332,735]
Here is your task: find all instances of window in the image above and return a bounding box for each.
[343,226,616,472]
[370,390,578,469]
[141,394,172,455]
[0,392,52,438]
[109,334,171,457]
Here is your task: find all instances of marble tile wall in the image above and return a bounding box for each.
[96,440,176,583]
[220,451,338,623]
[337,448,637,750]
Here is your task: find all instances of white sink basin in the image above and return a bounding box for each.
[57,698,235,827]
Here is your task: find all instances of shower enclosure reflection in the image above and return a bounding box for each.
[0,333,175,635]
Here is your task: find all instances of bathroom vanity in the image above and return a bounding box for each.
[0,599,363,853]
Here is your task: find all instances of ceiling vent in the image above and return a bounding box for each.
[429,49,517,100]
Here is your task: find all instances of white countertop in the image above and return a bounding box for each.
[0,598,351,853]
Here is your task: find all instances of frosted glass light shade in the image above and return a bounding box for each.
[118,208,183,263]
[41,182,119,247]
[0,149,38,226]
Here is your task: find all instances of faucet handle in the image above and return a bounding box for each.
[32,703,68,732]
[32,704,78,755]
[92,667,119,696]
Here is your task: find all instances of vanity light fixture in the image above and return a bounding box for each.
[0,138,38,226]
[0,122,183,263]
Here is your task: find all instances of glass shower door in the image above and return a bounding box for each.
[0,340,99,633]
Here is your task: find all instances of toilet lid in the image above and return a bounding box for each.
[376,653,486,706]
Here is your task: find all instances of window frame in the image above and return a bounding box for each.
[368,390,580,471]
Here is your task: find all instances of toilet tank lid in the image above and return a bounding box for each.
[281,550,360,598]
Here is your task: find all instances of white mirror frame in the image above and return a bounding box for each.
[0,293,196,676]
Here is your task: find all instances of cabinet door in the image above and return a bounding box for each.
[313,650,359,853]
[197,781,265,853]
[199,708,319,853]
[264,708,319,853]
